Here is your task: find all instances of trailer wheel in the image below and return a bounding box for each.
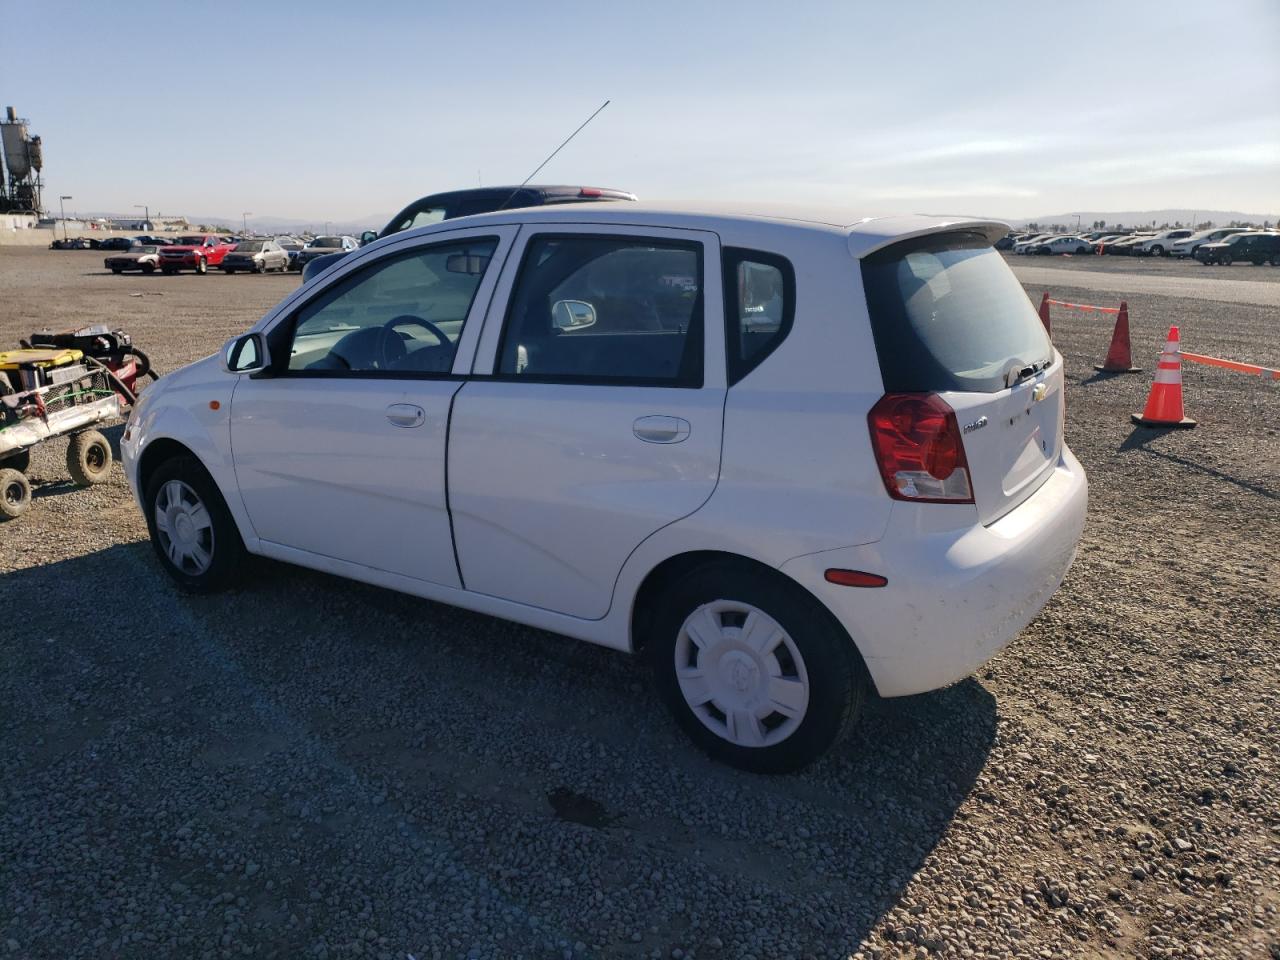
[1,448,31,473]
[0,468,31,520]
[67,430,112,486]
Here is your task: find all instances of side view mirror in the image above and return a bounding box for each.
[360,231,378,245]
[551,299,597,331]
[221,332,272,375]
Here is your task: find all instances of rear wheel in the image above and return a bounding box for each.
[67,430,112,486]
[144,456,245,592]
[0,468,32,520]
[648,561,867,773]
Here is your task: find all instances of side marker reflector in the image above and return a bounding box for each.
[824,569,888,588]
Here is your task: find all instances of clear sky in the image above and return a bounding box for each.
[3,0,1277,226]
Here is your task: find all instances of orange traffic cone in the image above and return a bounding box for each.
[1038,292,1051,337]
[1131,326,1196,428]
[1095,301,1142,373]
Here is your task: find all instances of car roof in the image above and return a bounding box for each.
[439,201,1008,258]
[415,184,637,205]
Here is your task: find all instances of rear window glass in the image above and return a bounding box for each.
[861,232,1053,393]
[723,247,794,385]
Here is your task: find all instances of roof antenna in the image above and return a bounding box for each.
[496,99,611,211]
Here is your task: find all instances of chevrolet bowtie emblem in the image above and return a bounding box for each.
[1032,383,1048,403]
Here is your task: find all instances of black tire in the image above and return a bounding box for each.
[111,267,122,274]
[143,455,245,592]
[1271,255,1280,267]
[1,448,31,473]
[224,268,236,274]
[254,259,265,274]
[67,429,112,486]
[143,263,155,274]
[162,268,176,275]
[1221,255,1232,266]
[647,561,868,773]
[0,468,31,520]
[195,257,207,275]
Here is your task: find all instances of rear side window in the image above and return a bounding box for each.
[723,248,794,385]
[496,235,703,386]
[861,232,1053,393]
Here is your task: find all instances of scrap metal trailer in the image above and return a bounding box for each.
[0,326,154,520]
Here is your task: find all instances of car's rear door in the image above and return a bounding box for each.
[448,225,726,619]
[861,231,1062,525]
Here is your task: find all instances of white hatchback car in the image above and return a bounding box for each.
[122,204,1088,772]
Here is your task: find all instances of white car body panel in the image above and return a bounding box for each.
[1135,229,1193,254]
[122,203,1088,701]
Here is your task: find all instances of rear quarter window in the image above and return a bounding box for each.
[723,247,795,385]
[860,231,1053,393]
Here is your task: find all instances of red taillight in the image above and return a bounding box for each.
[578,187,603,197]
[867,393,974,504]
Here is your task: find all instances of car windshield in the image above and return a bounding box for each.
[278,239,302,250]
[236,241,266,252]
[308,237,343,248]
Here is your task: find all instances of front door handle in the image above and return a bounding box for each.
[633,415,690,444]
[386,403,426,428]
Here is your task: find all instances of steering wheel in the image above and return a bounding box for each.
[377,314,449,368]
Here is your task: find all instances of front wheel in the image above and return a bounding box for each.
[144,455,245,592]
[648,562,867,773]
[143,263,155,274]
[1149,245,1164,257]
[194,257,207,274]
[1221,255,1233,266]
[0,468,31,520]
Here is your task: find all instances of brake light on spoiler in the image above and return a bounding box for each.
[868,393,974,503]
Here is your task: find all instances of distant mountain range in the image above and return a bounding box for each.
[1001,209,1277,229]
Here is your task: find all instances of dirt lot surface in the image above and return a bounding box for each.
[2,247,1278,959]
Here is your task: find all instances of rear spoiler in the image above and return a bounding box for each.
[848,218,1009,260]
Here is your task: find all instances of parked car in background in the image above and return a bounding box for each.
[1103,235,1154,256]
[1089,235,1125,252]
[294,235,360,272]
[994,234,1016,251]
[275,237,304,270]
[134,235,173,245]
[105,244,162,274]
[1196,232,1280,266]
[221,239,291,274]
[158,235,237,274]
[1134,229,1194,257]
[1013,234,1054,254]
[1169,227,1252,259]
[301,184,638,281]
[1027,236,1092,256]
[121,204,1087,772]
[98,237,136,251]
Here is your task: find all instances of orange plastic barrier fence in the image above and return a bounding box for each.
[1046,299,1120,315]
[1180,351,1280,381]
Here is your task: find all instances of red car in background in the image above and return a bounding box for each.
[158,235,236,274]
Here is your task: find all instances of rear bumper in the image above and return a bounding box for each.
[781,445,1088,697]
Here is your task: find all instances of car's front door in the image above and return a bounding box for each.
[229,226,517,586]
[448,226,726,619]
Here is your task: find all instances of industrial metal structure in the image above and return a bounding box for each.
[1,106,44,215]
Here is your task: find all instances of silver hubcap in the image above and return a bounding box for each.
[674,600,810,749]
[154,479,214,575]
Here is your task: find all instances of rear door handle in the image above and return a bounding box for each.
[386,403,426,428]
[633,415,690,444]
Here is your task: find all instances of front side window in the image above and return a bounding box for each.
[285,237,498,375]
[496,235,703,385]
[723,248,794,385]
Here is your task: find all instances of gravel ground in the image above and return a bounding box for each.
[1,247,1277,959]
